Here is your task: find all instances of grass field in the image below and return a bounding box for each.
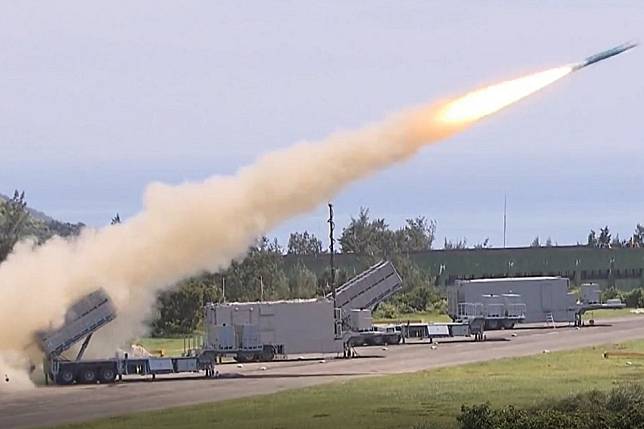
[374,310,451,324]
[136,336,201,357]
[583,307,644,320]
[55,339,644,429]
[373,307,643,325]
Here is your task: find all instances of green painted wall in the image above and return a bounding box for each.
[285,246,644,290]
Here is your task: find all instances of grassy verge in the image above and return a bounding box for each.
[136,337,198,357]
[374,310,451,324]
[373,307,643,325]
[54,340,644,429]
[583,307,644,321]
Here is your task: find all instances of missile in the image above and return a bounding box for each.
[573,41,637,71]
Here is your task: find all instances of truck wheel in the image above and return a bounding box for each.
[57,368,75,385]
[261,346,275,361]
[234,354,249,363]
[99,367,117,383]
[79,367,97,384]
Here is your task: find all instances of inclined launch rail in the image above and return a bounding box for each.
[330,260,403,311]
[36,289,117,358]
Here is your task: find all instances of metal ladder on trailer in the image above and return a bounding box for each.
[545,312,556,328]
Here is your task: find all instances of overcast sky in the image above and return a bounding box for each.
[1,1,642,248]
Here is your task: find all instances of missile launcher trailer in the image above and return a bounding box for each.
[36,289,216,385]
[36,289,117,360]
[332,260,405,347]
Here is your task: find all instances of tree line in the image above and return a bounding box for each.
[530,225,644,249]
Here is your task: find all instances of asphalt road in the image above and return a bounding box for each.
[2,316,644,429]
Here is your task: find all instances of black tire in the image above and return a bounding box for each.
[502,321,515,330]
[234,353,250,363]
[261,346,275,361]
[385,334,400,345]
[56,368,75,385]
[99,367,117,383]
[78,367,97,384]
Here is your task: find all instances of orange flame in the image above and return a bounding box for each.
[437,66,573,124]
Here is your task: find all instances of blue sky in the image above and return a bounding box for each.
[1,1,643,248]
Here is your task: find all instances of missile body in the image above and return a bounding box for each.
[573,41,637,71]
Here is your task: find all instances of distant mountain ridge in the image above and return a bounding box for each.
[0,191,85,241]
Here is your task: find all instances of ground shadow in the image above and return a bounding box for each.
[400,337,509,346]
[513,323,611,331]
[223,372,368,379]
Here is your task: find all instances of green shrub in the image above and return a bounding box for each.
[455,385,644,429]
[622,288,644,308]
[373,302,398,319]
[602,287,624,302]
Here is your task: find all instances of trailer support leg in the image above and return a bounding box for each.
[76,333,93,361]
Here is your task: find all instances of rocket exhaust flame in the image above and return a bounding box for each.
[0,62,599,390]
[437,66,573,124]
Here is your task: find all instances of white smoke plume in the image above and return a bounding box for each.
[0,66,572,390]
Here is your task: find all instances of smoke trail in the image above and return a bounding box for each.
[0,65,572,390]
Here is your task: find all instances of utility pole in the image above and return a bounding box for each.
[221,276,226,303]
[328,202,342,341]
[328,203,336,303]
[260,275,264,301]
[503,194,507,248]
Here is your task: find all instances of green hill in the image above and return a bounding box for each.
[0,192,84,244]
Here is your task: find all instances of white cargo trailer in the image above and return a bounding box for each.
[205,299,344,361]
[448,277,625,326]
[449,277,576,324]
